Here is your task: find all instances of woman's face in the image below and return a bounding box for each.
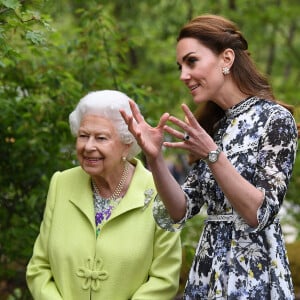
[176,37,226,104]
[76,114,130,178]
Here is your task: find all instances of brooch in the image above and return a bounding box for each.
[143,188,154,210]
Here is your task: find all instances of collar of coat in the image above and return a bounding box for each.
[66,158,156,227]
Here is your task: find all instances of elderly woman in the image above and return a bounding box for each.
[26,90,182,300]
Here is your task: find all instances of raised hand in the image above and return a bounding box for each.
[163,103,217,160]
[120,99,170,158]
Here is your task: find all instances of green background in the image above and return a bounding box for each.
[1,0,299,298]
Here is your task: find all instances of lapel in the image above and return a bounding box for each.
[66,160,156,228]
[110,159,156,219]
[68,168,96,230]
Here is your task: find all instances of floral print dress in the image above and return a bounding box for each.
[154,97,298,300]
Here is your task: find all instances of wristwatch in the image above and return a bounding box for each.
[204,146,222,163]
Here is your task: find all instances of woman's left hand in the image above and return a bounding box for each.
[163,103,218,160]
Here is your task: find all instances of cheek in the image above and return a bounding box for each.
[75,141,84,155]
[194,62,216,80]
[75,149,82,161]
[204,64,223,85]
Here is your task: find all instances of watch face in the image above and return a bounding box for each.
[205,147,221,163]
[209,152,218,162]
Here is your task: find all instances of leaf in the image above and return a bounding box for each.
[25,30,46,45]
[1,0,20,10]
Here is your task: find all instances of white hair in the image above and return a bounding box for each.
[69,90,141,159]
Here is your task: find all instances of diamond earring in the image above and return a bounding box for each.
[222,67,230,75]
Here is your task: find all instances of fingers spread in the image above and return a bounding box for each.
[168,115,189,132]
[119,109,130,124]
[164,124,184,140]
[181,103,199,127]
[157,112,170,129]
[129,99,143,124]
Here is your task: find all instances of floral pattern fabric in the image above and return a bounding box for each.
[153,97,298,299]
[93,191,120,237]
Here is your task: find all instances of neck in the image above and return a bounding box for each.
[214,84,249,110]
[92,162,130,201]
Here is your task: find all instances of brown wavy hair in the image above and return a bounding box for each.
[177,14,299,139]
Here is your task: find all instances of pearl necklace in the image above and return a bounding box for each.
[92,162,129,201]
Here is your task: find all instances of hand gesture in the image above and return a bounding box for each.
[163,103,217,160]
[120,100,170,159]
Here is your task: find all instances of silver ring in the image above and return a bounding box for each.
[183,132,190,141]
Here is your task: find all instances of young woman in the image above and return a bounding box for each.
[121,14,298,300]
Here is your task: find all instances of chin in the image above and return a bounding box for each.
[82,165,98,175]
[192,95,207,104]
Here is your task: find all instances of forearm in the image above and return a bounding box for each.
[209,152,263,227]
[27,259,62,300]
[27,278,62,300]
[147,153,187,222]
[26,173,62,300]
[132,227,181,300]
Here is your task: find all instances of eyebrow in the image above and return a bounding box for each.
[177,51,196,65]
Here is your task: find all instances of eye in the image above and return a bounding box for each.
[177,63,182,71]
[96,135,107,141]
[187,56,197,66]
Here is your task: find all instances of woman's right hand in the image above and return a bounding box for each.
[120,100,169,159]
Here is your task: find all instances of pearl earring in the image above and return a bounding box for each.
[222,67,230,75]
[122,156,127,162]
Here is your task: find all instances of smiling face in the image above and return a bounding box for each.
[76,114,130,179]
[176,37,229,105]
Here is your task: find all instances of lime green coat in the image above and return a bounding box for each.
[26,159,181,300]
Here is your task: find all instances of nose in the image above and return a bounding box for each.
[85,137,97,151]
[179,66,191,82]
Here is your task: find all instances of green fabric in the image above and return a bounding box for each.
[26,159,182,300]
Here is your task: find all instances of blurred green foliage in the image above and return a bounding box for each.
[287,241,300,295]
[0,0,299,298]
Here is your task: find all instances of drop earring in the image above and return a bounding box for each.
[222,67,230,75]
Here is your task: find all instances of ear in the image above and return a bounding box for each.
[122,142,132,159]
[222,48,235,69]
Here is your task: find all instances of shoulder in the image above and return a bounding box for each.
[49,166,89,190]
[254,100,298,145]
[131,158,154,183]
[261,99,296,127]
[250,99,296,130]
[256,99,294,119]
[46,167,91,211]
[52,166,87,180]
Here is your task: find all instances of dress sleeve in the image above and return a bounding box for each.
[26,172,63,300]
[131,223,182,300]
[153,162,206,232]
[252,108,298,232]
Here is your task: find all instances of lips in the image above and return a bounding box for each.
[189,84,200,91]
[85,157,103,163]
